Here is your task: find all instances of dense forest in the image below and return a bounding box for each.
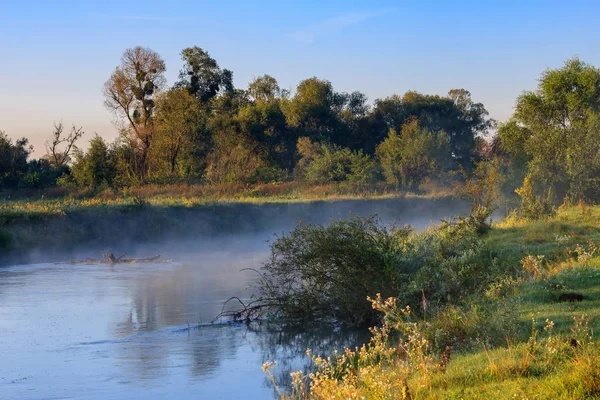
[2,47,600,212]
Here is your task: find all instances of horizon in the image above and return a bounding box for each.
[2,0,600,155]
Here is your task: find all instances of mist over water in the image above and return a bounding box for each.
[0,198,468,399]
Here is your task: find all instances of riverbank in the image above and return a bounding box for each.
[267,204,600,399]
[0,191,466,265]
[0,181,453,222]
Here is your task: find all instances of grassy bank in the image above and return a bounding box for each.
[264,205,600,399]
[0,181,453,223]
[0,190,464,264]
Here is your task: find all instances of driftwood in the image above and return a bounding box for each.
[212,296,279,324]
[61,253,172,265]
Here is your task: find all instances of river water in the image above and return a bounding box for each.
[0,199,468,399]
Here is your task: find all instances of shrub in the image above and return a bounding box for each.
[259,215,412,325]
[515,174,554,219]
[70,135,116,189]
[454,159,506,233]
[295,138,377,184]
[258,210,498,325]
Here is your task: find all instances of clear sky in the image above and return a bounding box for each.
[2,0,600,155]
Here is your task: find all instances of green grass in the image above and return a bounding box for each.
[0,181,453,223]
[419,266,600,399]
[276,205,600,399]
[414,208,600,398]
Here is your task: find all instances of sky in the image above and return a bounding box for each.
[1,0,600,155]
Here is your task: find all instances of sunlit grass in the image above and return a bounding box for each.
[266,206,600,399]
[0,181,454,222]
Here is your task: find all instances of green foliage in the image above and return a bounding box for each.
[371,90,494,168]
[237,92,295,170]
[502,58,600,204]
[176,46,233,102]
[150,88,208,177]
[0,130,31,188]
[259,215,412,325]
[259,209,502,325]
[70,135,116,189]
[247,74,281,102]
[295,138,376,184]
[180,47,232,101]
[204,116,283,184]
[376,120,452,190]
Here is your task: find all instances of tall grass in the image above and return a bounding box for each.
[263,205,600,399]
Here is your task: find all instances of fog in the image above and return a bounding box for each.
[2,197,470,266]
[0,198,471,399]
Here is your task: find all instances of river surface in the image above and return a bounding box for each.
[0,199,469,399]
[0,234,371,400]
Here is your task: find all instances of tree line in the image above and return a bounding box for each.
[0,45,493,192]
[2,49,600,210]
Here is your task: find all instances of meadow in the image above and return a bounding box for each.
[263,204,600,399]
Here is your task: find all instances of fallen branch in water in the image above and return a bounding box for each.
[58,253,172,265]
[212,296,279,324]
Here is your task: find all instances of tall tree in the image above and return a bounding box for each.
[103,46,166,177]
[282,77,347,144]
[150,88,208,176]
[175,46,233,103]
[204,114,278,184]
[238,75,295,170]
[247,75,281,102]
[501,57,600,202]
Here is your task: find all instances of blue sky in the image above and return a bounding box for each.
[1,0,600,154]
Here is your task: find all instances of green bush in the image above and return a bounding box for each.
[295,138,377,184]
[258,210,501,325]
[259,215,412,325]
[516,174,555,219]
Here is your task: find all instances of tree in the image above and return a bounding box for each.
[282,77,347,143]
[376,120,451,190]
[247,75,281,102]
[175,46,233,103]
[71,135,115,189]
[371,90,493,168]
[150,88,208,176]
[237,88,295,170]
[103,46,166,177]
[45,122,84,167]
[502,57,600,202]
[340,91,373,152]
[0,130,32,188]
[204,115,281,184]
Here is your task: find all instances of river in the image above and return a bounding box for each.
[0,198,468,399]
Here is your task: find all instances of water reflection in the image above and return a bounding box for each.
[0,241,372,399]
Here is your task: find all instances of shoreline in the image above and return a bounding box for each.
[0,195,467,265]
